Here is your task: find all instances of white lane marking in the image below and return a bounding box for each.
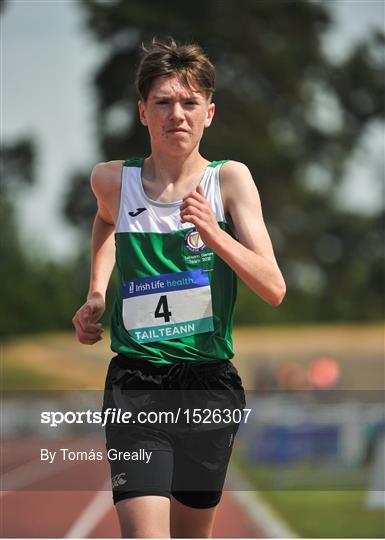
[227,466,298,538]
[0,455,78,497]
[64,479,113,538]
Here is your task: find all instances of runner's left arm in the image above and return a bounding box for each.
[180,161,286,306]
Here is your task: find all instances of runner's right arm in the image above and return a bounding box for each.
[72,162,119,345]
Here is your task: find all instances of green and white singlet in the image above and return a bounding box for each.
[110,158,237,365]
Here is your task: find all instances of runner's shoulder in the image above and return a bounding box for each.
[90,160,124,197]
[220,160,251,179]
[219,160,255,199]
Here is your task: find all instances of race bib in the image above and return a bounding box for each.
[122,269,214,343]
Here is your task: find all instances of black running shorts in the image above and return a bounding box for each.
[102,354,246,509]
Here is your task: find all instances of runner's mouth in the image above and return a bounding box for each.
[167,128,189,133]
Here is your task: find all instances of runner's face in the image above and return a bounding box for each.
[138,76,215,155]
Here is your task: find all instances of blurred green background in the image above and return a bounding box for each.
[1,0,384,336]
[1,0,384,538]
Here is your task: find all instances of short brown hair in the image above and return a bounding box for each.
[135,37,215,102]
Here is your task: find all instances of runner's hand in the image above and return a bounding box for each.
[180,185,222,248]
[72,293,105,345]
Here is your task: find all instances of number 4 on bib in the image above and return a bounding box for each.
[155,295,172,323]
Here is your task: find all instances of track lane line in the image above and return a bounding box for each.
[64,478,113,538]
[227,466,298,538]
[0,455,78,497]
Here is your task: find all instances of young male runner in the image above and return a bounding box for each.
[72,38,285,538]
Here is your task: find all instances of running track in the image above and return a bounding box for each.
[1,438,264,538]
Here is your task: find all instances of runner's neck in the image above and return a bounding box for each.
[143,152,210,187]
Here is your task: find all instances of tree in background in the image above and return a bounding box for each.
[0,140,83,336]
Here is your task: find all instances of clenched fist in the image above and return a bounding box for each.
[72,292,105,345]
[180,185,222,248]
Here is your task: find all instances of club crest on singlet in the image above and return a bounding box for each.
[184,229,206,253]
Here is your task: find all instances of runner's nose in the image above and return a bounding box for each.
[170,102,184,121]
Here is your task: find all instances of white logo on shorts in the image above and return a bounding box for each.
[112,472,127,488]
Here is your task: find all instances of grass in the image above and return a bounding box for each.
[234,454,385,538]
[1,332,109,389]
[261,489,385,538]
[234,459,369,490]
[1,362,60,390]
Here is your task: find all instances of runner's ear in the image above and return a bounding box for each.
[138,100,148,126]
